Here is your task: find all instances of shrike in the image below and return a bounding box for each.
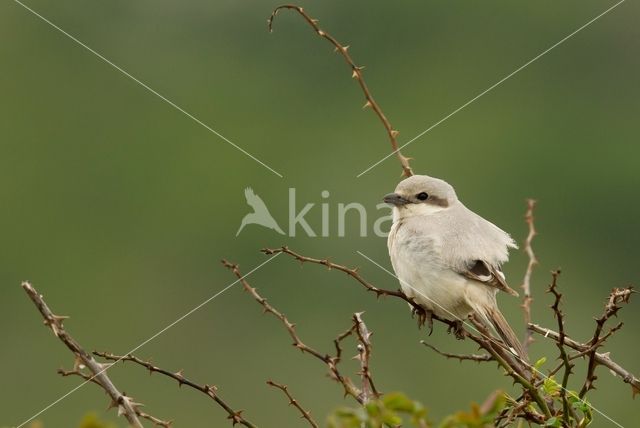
[385,175,525,358]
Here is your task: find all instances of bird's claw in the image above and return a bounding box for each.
[412,306,434,335]
[447,320,466,340]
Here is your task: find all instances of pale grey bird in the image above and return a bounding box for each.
[385,175,525,358]
[236,187,285,236]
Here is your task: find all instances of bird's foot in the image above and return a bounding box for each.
[412,306,434,335]
[447,320,466,340]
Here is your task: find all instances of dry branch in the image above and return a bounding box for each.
[547,271,576,424]
[261,246,456,331]
[93,352,257,428]
[268,4,413,177]
[528,319,639,398]
[266,380,319,428]
[421,341,493,362]
[222,259,363,402]
[579,287,635,398]
[353,312,380,402]
[21,282,162,428]
[520,199,538,356]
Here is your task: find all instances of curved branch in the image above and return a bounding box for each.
[529,321,639,397]
[22,282,148,428]
[269,4,413,177]
[267,380,318,428]
[222,259,362,402]
[421,341,493,362]
[93,352,257,428]
[520,199,538,355]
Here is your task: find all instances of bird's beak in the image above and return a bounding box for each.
[383,193,409,206]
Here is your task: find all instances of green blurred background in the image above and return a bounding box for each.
[1,0,638,426]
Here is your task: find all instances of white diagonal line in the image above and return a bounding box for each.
[356,250,624,428]
[13,0,283,178]
[356,0,625,178]
[14,253,281,428]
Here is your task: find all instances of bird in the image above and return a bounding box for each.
[384,174,526,359]
[236,187,285,236]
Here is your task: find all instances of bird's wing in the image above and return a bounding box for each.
[244,187,269,213]
[459,260,519,297]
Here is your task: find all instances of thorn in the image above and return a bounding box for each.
[362,100,372,109]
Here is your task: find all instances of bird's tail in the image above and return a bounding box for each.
[474,305,527,364]
[488,307,527,361]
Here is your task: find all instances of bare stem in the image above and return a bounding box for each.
[547,271,576,424]
[93,352,257,428]
[261,246,457,329]
[267,380,319,428]
[268,4,413,177]
[420,341,493,362]
[579,287,635,398]
[222,259,362,402]
[520,199,538,356]
[21,282,154,428]
[529,318,639,398]
[353,312,380,401]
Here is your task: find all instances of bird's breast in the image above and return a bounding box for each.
[388,220,471,320]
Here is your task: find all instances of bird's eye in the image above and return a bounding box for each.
[416,192,429,201]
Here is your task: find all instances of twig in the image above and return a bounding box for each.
[568,322,624,361]
[266,380,319,428]
[579,287,635,398]
[222,259,362,402]
[268,4,413,177]
[547,270,576,424]
[333,324,356,366]
[420,341,493,362]
[261,246,457,329]
[520,199,538,356]
[529,320,640,397]
[93,352,257,428]
[352,312,380,401]
[21,282,150,428]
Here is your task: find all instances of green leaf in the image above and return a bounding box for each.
[382,392,416,412]
[534,357,547,369]
[545,416,562,427]
[543,377,561,396]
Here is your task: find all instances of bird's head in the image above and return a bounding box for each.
[384,175,458,219]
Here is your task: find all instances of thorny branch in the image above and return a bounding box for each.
[266,380,319,428]
[93,352,257,428]
[353,312,380,402]
[529,324,640,393]
[222,259,363,403]
[548,271,576,425]
[260,246,457,331]
[21,282,166,428]
[528,288,639,399]
[268,4,413,177]
[579,286,635,398]
[420,341,493,363]
[520,199,538,356]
